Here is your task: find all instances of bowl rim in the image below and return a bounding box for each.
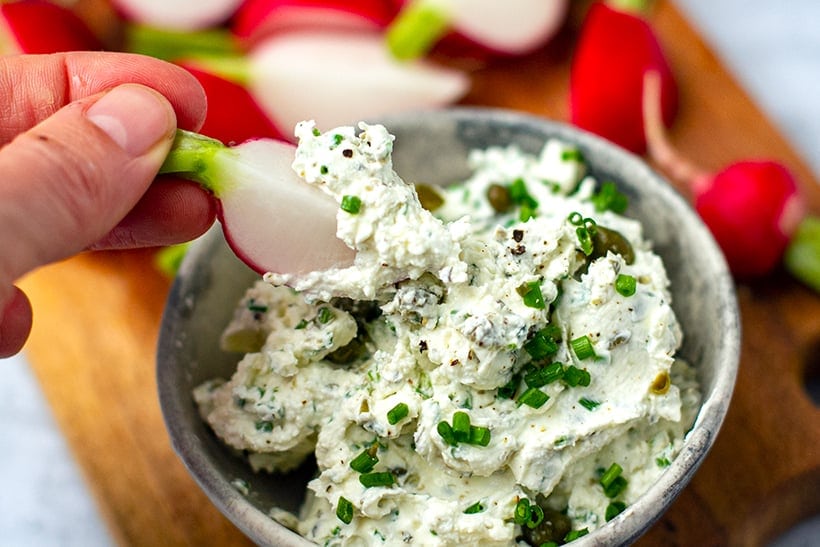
[157,106,741,546]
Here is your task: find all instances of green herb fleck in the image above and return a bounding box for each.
[386,402,409,425]
[517,387,550,409]
[579,397,601,411]
[517,281,546,309]
[349,447,379,473]
[254,420,274,433]
[605,501,627,521]
[317,307,335,324]
[591,181,628,213]
[564,528,589,541]
[359,471,395,488]
[463,501,485,514]
[340,195,362,214]
[570,335,596,360]
[615,273,637,296]
[336,496,354,524]
[294,319,308,330]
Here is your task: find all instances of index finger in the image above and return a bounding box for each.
[0,51,207,143]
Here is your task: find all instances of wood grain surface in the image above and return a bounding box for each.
[18,1,820,546]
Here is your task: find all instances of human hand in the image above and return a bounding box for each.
[0,52,217,357]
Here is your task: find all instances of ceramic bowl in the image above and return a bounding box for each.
[157,107,740,546]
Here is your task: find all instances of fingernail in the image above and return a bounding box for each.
[86,84,174,156]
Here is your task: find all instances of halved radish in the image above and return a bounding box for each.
[183,29,469,135]
[0,0,101,54]
[386,0,568,60]
[233,0,396,46]
[159,130,354,274]
[111,0,244,30]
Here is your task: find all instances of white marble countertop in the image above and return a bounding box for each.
[1,1,818,545]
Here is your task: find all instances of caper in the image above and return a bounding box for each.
[415,183,444,211]
[650,371,671,394]
[592,225,635,264]
[326,337,366,364]
[521,506,572,545]
[487,183,512,213]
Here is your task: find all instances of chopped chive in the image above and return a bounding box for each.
[563,365,591,387]
[333,133,344,145]
[517,281,546,309]
[497,374,520,399]
[604,476,628,498]
[340,194,362,214]
[349,448,378,473]
[568,211,584,226]
[599,463,623,489]
[564,528,589,541]
[518,387,550,409]
[387,402,409,425]
[524,329,559,360]
[254,420,273,432]
[526,504,544,529]
[452,411,471,442]
[519,203,536,222]
[561,148,585,163]
[571,335,596,360]
[605,501,627,521]
[463,501,484,514]
[294,318,308,329]
[576,226,594,255]
[579,397,600,411]
[359,471,395,488]
[320,165,329,174]
[540,543,559,547]
[508,178,538,209]
[317,307,335,324]
[656,456,671,468]
[246,301,268,313]
[468,425,491,446]
[513,498,531,525]
[590,181,628,213]
[615,273,637,296]
[524,362,564,388]
[336,496,354,524]
[437,420,457,446]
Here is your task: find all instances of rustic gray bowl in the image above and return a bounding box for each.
[157,107,740,546]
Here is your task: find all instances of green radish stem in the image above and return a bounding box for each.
[386,0,451,60]
[125,24,240,61]
[159,129,235,194]
[785,216,820,293]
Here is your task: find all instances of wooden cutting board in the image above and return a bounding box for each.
[18,1,820,546]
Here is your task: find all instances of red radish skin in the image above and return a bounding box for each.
[180,63,287,145]
[386,0,568,61]
[643,71,806,278]
[570,1,677,154]
[234,0,396,46]
[0,0,101,54]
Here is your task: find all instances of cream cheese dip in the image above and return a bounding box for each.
[193,121,701,546]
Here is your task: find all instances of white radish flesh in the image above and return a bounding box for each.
[112,0,244,30]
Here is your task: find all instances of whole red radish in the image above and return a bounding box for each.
[0,0,101,54]
[179,63,286,144]
[643,71,805,278]
[386,0,568,61]
[570,0,677,154]
[234,0,396,46]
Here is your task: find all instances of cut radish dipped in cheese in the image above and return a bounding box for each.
[160,130,354,275]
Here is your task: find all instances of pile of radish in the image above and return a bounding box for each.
[2,0,815,289]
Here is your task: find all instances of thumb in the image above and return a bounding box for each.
[0,83,178,284]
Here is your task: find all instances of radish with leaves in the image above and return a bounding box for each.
[0,0,101,54]
[643,71,806,279]
[386,0,568,60]
[570,0,677,154]
[183,29,469,136]
[159,130,354,275]
[233,0,396,45]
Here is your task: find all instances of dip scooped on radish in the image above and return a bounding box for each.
[159,130,354,275]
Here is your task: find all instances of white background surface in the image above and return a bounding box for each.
[1,1,818,545]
